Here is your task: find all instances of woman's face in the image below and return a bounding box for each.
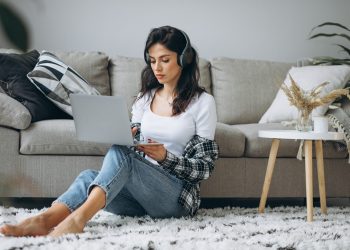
[148,43,182,87]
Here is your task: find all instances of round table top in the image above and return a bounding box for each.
[258,130,344,140]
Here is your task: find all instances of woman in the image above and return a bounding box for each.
[0,25,219,237]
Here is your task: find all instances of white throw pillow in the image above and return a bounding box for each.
[259,65,350,123]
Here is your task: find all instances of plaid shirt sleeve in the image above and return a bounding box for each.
[130,122,146,157]
[159,135,219,184]
[131,122,141,141]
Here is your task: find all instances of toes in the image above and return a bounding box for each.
[0,225,10,235]
[0,225,13,236]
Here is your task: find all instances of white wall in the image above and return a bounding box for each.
[1,0,350,62]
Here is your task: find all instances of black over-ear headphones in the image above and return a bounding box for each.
[144,29,193,68]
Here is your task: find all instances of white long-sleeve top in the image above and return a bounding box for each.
[131,89,217,164]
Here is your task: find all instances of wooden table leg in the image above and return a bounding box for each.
[304,140,313,222]
[315,140,327,215]
[259,138,280,213]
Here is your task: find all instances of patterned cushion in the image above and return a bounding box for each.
[27,51,100,116]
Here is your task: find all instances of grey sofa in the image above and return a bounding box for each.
[1,51,349,202]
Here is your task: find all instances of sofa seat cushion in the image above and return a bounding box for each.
[214,122,245,157]
[234,123,347,158]
[20,120,111,155]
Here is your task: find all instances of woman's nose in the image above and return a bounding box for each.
[155,61,162,71]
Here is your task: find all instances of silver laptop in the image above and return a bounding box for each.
[70,94,161,146]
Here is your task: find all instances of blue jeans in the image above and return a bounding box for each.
[53,145,189,218]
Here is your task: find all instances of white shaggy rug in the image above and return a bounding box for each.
[1,206,350,250]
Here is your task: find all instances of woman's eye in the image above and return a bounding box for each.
[150,58,169,64]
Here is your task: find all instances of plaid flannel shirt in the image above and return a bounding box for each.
[131,122,219,216]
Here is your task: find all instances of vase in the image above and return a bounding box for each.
[296,109,312,132]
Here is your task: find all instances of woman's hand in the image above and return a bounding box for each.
[131,127,138,137]
[137,139,167,162]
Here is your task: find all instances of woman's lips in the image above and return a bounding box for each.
[156,74,165,79]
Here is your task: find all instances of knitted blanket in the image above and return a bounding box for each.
[326,95,350,162]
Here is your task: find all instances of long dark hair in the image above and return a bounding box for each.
[139,25,205,116]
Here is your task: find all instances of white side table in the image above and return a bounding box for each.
[258,130,344,222]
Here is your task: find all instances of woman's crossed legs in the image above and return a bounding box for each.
[0,145,187,237]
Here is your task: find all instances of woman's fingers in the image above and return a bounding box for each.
[136,144,166,162]
[131,127,138,137]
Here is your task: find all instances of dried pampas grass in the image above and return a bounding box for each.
[280,74,349,115]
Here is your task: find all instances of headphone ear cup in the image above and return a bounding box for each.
[177,30,193,68]
[179,47,193,68]
[178,54,184,67]
[144,51,150,65]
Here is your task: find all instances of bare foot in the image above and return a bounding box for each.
[0,215,51,237]
[48,214,85,237]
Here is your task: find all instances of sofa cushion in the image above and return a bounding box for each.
[54,51,110,96]
[109,56,145,111]
[0,50,71,122]
[214,122,245,157]
[0,50,39,79]
[0,93,31,129]
[109,56,212,111]
[20,120,111,155]
[198,59,212,94]
[234,123,347,158]
[211,57,292,124]
[27,51,100,116]
[0,48,21,53]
